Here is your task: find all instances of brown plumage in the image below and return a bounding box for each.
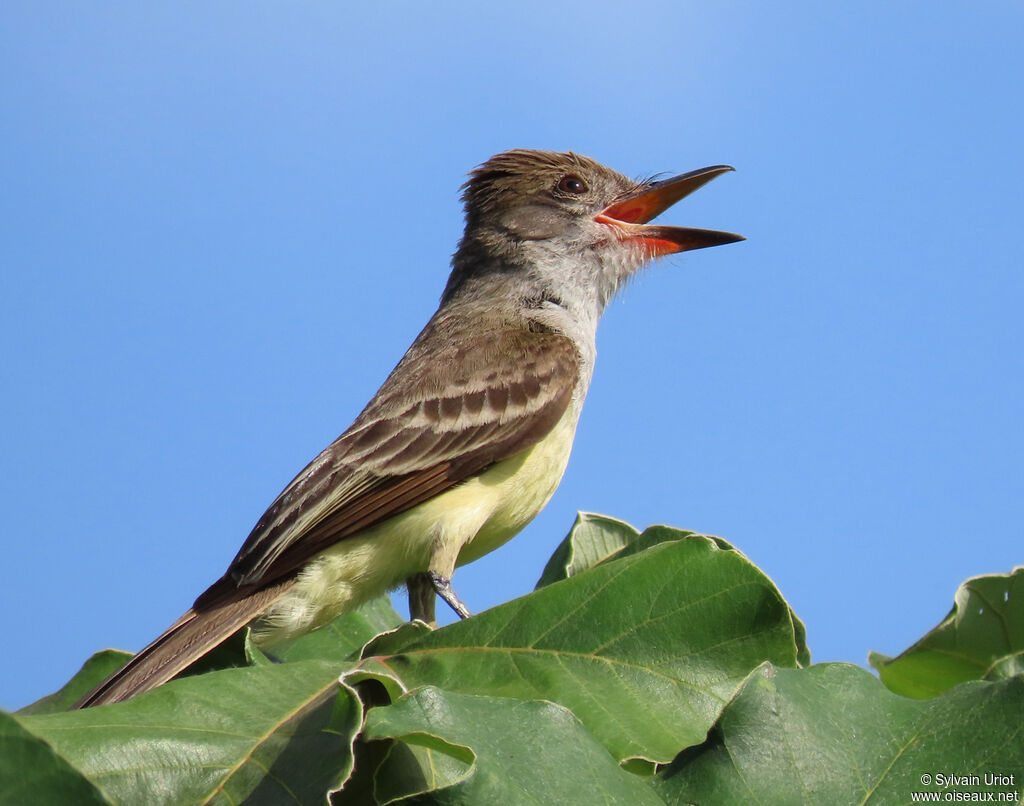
[75,325,578,707]
[74,148,741,708]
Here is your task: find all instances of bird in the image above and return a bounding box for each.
[75,149,743,708]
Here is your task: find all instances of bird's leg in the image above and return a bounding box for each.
[428,571,472,619]
[406,572,437,626]
[405,572,472,623]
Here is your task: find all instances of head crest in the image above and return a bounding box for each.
[461,150,619,218]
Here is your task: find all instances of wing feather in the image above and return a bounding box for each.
[223,326,579,589]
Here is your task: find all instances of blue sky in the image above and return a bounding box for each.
[2,3,1022,709]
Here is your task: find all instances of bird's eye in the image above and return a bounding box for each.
[556,175,588,195]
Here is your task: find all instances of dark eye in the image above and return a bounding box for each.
[556,175,588,195]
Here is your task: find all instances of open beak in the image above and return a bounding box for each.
[595,165,744,256]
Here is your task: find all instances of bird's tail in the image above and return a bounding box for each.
[73,578,295,708]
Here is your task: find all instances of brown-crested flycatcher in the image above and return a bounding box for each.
[77,149,742,707]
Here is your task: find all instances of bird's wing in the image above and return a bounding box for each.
[75,326,580,708]
[75,326,579,709]
[220,326,580,592]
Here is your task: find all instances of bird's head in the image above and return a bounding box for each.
[446,149,743,314]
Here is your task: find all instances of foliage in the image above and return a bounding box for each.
[869,568,1024,698]
[2,515,1021,805]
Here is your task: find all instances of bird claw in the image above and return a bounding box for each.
[427,571,472,619]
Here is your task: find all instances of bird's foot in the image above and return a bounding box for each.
[428,571,472,619]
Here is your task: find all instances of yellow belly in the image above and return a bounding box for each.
[253,410,578,645]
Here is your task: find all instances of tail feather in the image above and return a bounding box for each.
[73,578,295,708]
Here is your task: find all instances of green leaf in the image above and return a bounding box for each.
[368,731,472,803]
[654,662,1024,805]
[0,710,110,806]
[351,533,802,766]
[16,660,360,805]
[363,687,665,806]
[870,568,1024,697]
[613,525,809,668]
[359,620,434,659]
[537,516,810,668]
[535,511,640,587]
[244,628,274,666]
[18,650,133,716]
[609,523,727,561]
[271,594,404,663]
[986,650,1024,680]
